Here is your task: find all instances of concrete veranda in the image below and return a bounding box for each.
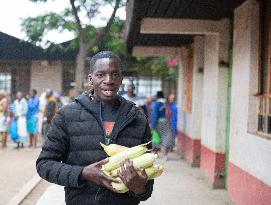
[36,151,234,205]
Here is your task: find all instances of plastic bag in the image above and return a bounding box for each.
[152,130,161,144]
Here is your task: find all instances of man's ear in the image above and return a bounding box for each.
[120,75,123,83]
[88,74,93,85]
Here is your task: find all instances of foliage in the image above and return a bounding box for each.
[21,0,177,82]
[125,56,178,81]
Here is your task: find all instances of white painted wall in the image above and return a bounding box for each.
[177,48,187,132]
[201,35,220,151]
[200,18,230,153]
[191,37,204,139]
[30,61,63,95]
[141,18,227,35]
[177,39,204,140]
[230,0,271,186]
[132,46,180,57]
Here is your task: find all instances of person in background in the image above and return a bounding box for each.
[151,91,174,160]
[38,91,47,136]
[53,91,63,109]
[27,89,39,148]
[146,97,155,126]
[0,90,8,148]
[60,91,72,106]
[122,82,148,117]
[42,89,58,142]
[117,83,127,96]
[166,94,178,150]
[14,92,28,149]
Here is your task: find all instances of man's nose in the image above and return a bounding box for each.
[104,74,114,83]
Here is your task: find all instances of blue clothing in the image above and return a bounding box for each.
[151,99,166,129]
[27,96,39,119]
[27,115,38,134]
[46,101,56,118]
[168,103,178,136]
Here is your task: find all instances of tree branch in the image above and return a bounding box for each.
[70,0,85,41]
[104,0,121,34]
[94,0,121,49]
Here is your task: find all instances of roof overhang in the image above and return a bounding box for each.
[126,0,246,55]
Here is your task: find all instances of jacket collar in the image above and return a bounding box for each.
[75,92,136,125]
[75,92,137,143]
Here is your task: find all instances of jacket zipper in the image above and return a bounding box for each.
[109,111,137,144]
[99,103,108,144]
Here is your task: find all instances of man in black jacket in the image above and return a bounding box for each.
[36,51,153,205]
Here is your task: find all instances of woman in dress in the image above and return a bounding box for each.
[0,90,8,148]
[14,92,28,148]
[151,91,175,160]
[166,94,178,150]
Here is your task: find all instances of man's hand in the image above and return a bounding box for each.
[118,158,148,195]
[81,158,121,193]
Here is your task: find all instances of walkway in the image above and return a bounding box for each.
[36,151,234,205]
[0,144,41,205]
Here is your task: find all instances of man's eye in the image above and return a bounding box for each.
[113,73,120,78]
[96,73,104,78]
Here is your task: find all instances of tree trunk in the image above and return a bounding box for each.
[75,40,88,93]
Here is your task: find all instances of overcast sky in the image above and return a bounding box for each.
[0,0,126,44]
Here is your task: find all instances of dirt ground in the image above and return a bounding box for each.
[0,143,41,205]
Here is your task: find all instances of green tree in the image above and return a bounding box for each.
[21,0,122,92]
[125,56,179,81]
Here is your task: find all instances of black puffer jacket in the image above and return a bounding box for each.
[36,93,154,205]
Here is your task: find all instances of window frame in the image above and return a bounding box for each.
[257,1,271,138]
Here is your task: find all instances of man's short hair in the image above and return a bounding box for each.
[127,81,135,89]
[157,91,164,98]
[89,51,122,73]
[32,89,37,95]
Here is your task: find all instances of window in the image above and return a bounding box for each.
[257,1,271,136]
[0,73,11,93]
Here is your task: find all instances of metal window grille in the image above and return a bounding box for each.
[0,73,11,93]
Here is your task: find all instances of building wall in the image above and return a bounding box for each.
[229,0,271,204]
[200,25,230,188]
[177,48,185,133]
[191,37,204,140]
[177,38,204,166]
[201,35,220,152]
[30,61,63,95]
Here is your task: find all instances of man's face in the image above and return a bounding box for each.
[89,58,123,103]
[30,91,35,98]
[16,92,23,100]
[169,94,175,103]
[127,84,134,94]
[45,90,52,98]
